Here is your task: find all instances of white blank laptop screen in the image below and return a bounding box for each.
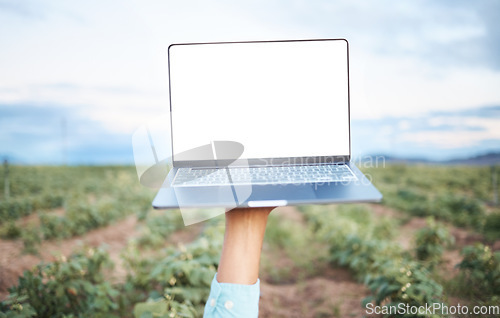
[169,40,350,161]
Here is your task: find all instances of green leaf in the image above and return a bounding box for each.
[133,299,168,318]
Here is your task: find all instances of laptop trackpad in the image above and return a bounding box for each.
[244,184,316,206]
[170,184,316,208]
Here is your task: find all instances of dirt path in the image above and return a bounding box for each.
[258,206,373,318]
[260,266,372,318]
[259,268,369,318]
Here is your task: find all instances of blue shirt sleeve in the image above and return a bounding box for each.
[203,273,260,318]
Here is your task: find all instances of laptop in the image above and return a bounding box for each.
[152,39,382,210]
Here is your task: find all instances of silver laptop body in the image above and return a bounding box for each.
[153,39,382,209]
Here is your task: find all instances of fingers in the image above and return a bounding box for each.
[226,206,276,215]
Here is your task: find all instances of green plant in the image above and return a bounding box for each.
[0,221,21,239]
[484,211,500,240]
[39,213,72,240]
[456,244,500,297]
[133,296,198,318]
[20,227,41,255]
[136,211,185,249]
[122,223,223,315]
[149,236,220,307]
[0,302,37,318]
[363,260,443,317]
[413,218,454,266]
[1,246,119,318]
[436,194,485,229]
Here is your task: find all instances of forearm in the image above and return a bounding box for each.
[216,207,272,285]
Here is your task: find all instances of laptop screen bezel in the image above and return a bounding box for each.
[168,39,351,168]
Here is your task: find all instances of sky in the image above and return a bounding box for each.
[1,0,500,164]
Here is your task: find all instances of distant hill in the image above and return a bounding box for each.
[378,152,500,166]
[444,152,500,165]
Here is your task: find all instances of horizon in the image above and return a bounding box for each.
[3,149,500,166]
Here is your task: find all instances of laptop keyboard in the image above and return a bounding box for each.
[172,164,357,187]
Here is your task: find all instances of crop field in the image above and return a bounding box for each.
[0,164,499,317]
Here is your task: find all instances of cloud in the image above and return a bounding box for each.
[297,0,499,70]
[352,105,500,160]
[2,0,500,121]
[434,105,500,118]
[0,102,134,164]
[471,0,500,69]
[0,82,167,134]
[0,0,45,19]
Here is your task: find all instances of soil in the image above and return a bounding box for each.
[260,267,371,318]
[258,206,373,317]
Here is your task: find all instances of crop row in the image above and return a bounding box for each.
[2,202,498,317]
[0,193,64,226]
[0,166,150,223]
[364,165,500,239]
[1,167,155,253]
[301,205,445,315]
[299,204,500,317]
[364,165,497,201]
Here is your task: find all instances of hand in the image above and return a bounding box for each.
[216,207,275,284]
